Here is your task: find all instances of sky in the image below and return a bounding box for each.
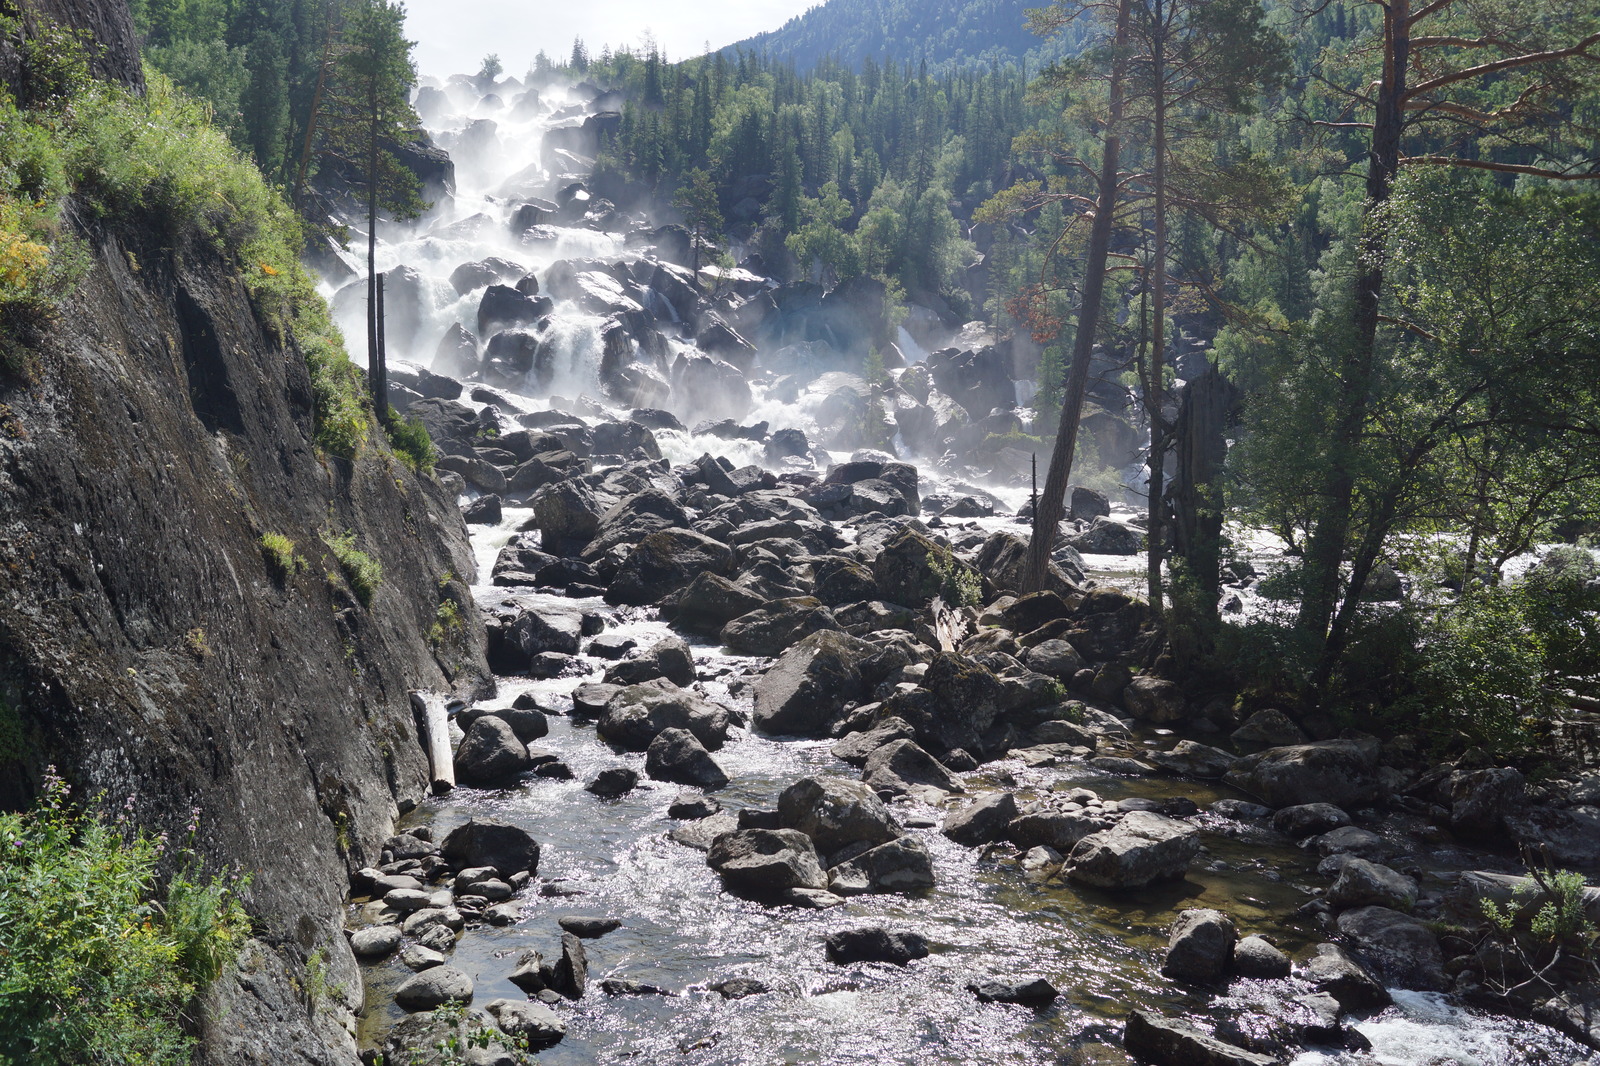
[403,0,822,81]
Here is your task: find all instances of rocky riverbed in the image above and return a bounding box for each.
[315,70,1600,1066]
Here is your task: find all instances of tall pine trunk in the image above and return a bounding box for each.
[1023,0,1134,593]
[366,96,388,423]
[1298,0,1409,662]
[1145,0,1169,616]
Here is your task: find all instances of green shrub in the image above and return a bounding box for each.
[385,414,436,474]
[0,770,251,1065]
[259,531,303,578]
[428,597,463,647]
[325,531,383,607]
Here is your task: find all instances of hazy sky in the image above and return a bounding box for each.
[404,0,821,80]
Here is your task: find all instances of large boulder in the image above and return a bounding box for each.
[1123,1010,1278,1066]
[1122,676,1188,724]
[1328,859,1418,911]
[720,598,840,656]
[394,966,475,1012]
[1231,708,1309,750]
[1147,741,1237,780]
[752,631,873,737]
[483,999,566,1049]
[1448,767,1526,838]
[1302,943,1391,1011]
[777,776,899,855]
[1222,738,1383,809]
[1062,811,1200,890]
[707,829,828,893]
[598,683,732,751]
[880,653,1006,755]
[942,792,1019,847]
[1069,516,1142,555]
[486,606,583,673]
[1161,909,1236,984]
[667,572,766,635]
[606,529,734,606]
[828,836,935,896]
[530,481,603,548]
[862,739,963,797]
[453,716,531,787]
[1334,906,1447,991]
[440,819,541,877]
[645,728,728,789]
[824,927,929,966]
[872,527,981,608]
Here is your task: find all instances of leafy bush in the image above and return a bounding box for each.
[428,598,463,647]
[0,770,250,1065]
[325,531,383,607]
[385,414,436,474]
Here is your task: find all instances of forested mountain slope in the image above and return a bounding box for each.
[725,0,1080,71]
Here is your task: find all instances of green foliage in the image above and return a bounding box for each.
[926,548,982,608]
[259,531,304,578]
[384,414,436,473]
[325,531,383,607]
[0,771,250,1065]
[1481,869,1597,949]
[428,597,463,648]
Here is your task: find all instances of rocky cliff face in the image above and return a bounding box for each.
[1,0,144,91]
[0,219,488,1060]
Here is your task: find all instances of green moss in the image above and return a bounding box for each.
[324,531,383,607]
[259,531,304,579]
[384,414,436,474]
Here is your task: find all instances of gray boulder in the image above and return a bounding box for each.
[1329,858,1418,911]
[831,716,916,766]
[484,998,566,1049]
[645,727,728,789]
[1233,935,1291,979]
[1334,906,1446,991]
[1062,811,1200,890]
[1301,942,1391,1010]
[350,924,401,960]
[440,819,540,877]
[707,829,828,893]
[862,739,963,797]
[721,598,841,656]
[1123,1010,1277,1066]
[606,529,733,606]
[1222,738,1382,809]
[394,966,474,1011]
[1160,908,1236,984]
[1270,803,1352,838]
[1230,707,1309,750]
[777,776,899,855]
[753,631,873,737]
[1022,639,1086,679]
[453,717,532,788]
[1148,741,1237,779]
[1448,767,1525,838]
[824,927,930,966]
[1122,676,1188,724]
[967,976,1058,1006]
[942,793,1019,847]
[828,836,935,895]
[598,682,732,751]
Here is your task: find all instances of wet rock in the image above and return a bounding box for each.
[1122,676,1188,724]
[558,916,621,938]
[824,927,930,966]
[1301,943,1391,1010]
[600,977,673,996]
[777,776,899,855]
[967,976,1059,1006]
[607,529,734,606]
[586,767,639,798]
[978,533,1083,595]
[831,717,917,766]
[1448,767,1525,838]
[652,637,696,688]
[881,653,1007,756]
[1329,858,1418,911]
[668,572,769,634]
[1503,804,1600,867]
[828,836,935,895]
[1223,738,1382,809]
[383,1009,520,1066]
[433,322,481,379]
[707,828,828,893]
[711,977,771,999]
[721,598,841,656]
[598,682,732,751]
[551,932,589,999]
[1062,811,1200,890]
[384,888,433,913]
[668,811,738,851]
[1022,639,1085,679]
[942,792,1020,847]
[1231,708,1309,750]
[486,605,583,672]
[1314,825,1386,860]
[1161,908,1236,984]
[394,966,474,1011]
[1123,1010,1277,1066]
[349,924,401,960]
[645,727,728,789]
[484,998,566,1049]
[1008,809,1106,852]
[399,944,445,971]
[1233,935,1292,979]
[872,527,981,608]
[862,739,964,797]
[530,481,603,547]
[1069,516,1142,555]
[453,716,531,787]
[440,819,541,878]
[753,631,874,737]
[668,793,722,820]
[1334,906,1446,991]
[1533,991,1600,1052]
[507,950,548,994]
[1070,486,1110,522]
[1148,741,1237,779]
[571,682,620,717]
[1270,803,1352,838]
